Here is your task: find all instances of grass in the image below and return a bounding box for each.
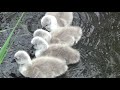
[0,12,25,64]
[0,28,13,33]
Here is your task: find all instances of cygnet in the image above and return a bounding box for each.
[41,44,80,65]
[31,36,49,57]
[50,26,83,46]
[41,12,73,32]
[31,37,80,65]
[14,50,68,78]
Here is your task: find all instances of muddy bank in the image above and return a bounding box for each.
[0,12,120,78]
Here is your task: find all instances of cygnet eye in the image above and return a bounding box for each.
[15,57,19,60]
[42,24,47,28]
[14,57,21,63]
[34,43,39,48]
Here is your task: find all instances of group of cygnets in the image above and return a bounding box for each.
[14,12,83,78]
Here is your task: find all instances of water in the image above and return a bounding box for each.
[69,12,120,78]
[0,12,120,78]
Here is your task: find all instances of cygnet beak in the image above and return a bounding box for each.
[11,58,16,63]
[31,45,35,50]
[29,45,35,58]
[42,27,50,32]
[31,45,36,51]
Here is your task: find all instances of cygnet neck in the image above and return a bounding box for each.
[35,45,49,57]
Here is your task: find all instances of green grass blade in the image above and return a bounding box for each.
[1,26,22,63]
[0,12,25,64]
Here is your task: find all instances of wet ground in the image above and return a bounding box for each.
[0,12,120,78]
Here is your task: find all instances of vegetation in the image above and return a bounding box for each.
[0,12,25,64]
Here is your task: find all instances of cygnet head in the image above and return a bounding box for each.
[41,15,58,32]
[33,29,51,43]
[14,50,32,65]
[31,36,49,57]
[31,36,49,50]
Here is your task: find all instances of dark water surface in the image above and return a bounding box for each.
[0,12,120,78]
